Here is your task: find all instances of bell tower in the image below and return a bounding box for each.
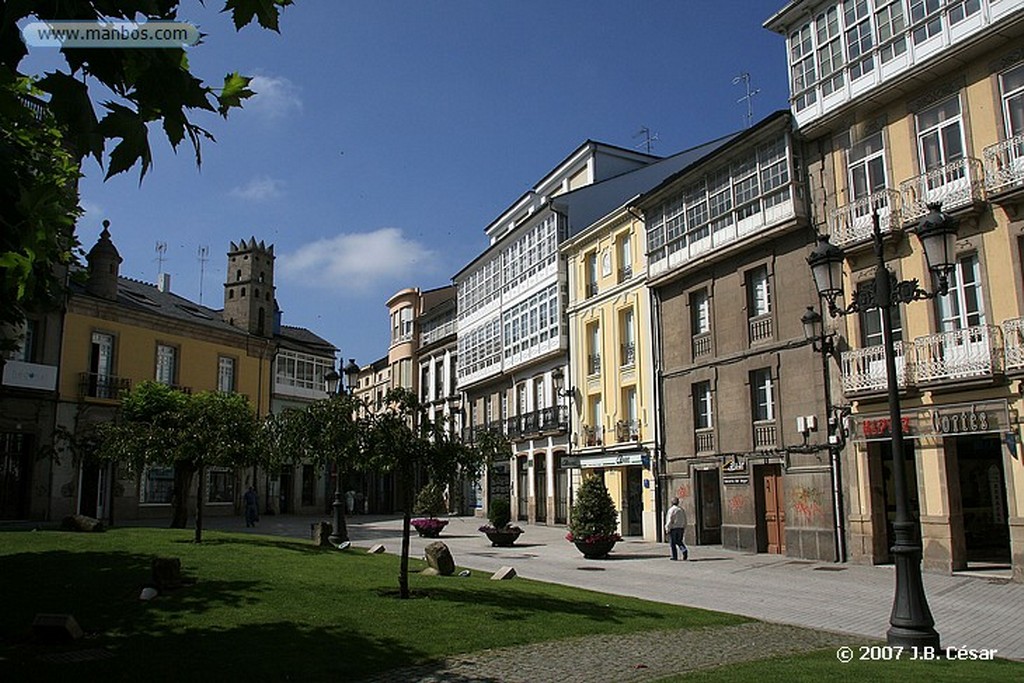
[223,237,275,337]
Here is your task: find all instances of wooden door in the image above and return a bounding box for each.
[761,465,785,554]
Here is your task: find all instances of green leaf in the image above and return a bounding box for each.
[97,102,152,180]
[217,72,254,116]
[222,0,294,32]
[35,71,104,163]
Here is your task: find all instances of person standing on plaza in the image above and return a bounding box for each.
[244,485,259,527]
[665,496,689,561]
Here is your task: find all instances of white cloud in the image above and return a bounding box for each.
[230,176,285,202]
[278,228,441,292]
[247,74,303,120]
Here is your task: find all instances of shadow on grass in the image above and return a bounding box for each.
[175,535,327,555]
[418,584,671,625]
[2,620,430,682]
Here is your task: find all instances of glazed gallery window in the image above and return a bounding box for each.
[207,468,235,504]
[751,368,775,422]
[142,466,174,504]
[275,350,333,392]
[1001,62,1024,139]
[391,306,413,344]
[816,5,844,95]
[848,130,888,203]
[156,344,177,385]
[936,254,985,331]
[217,356,236,393]
[747,266,771,317]
[916,96,965,176]
[693,381,713,430]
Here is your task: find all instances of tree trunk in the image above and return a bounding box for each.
[195,463,205,543]
[170,464,195,528]
[398,463,412,599]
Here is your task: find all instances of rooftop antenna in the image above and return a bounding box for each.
[732,72,761,129]
[155,241,167,279]
[197,245,209,305]
[633,126,659,154]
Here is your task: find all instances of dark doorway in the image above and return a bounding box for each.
[534,453,547,523]
[0,433,32,519]
[626,467,643,536]
[554,452,568,523]
[879,440,920,559]
[695,468,722,544]
[278,470,293,514]
[957,436,1010,564]
[516,456,529,522]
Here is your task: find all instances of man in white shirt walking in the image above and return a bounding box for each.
[664,497,689,561]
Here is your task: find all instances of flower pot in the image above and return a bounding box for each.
[411,519,448,538]
[574,539,616,559]
[484,529,522,547]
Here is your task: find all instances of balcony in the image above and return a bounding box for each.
[79,372,131,400]
[984,134,1024,197]
[539,406,568,432]
[620,343,635,367]
[505,415,522,438]
[840,342,912,395]
[614,419,640,443]
[749,313,773,344]
[1003,318,1024,372]
[913,325,1002,384]
[521,410,539,434]
[580,424,603,447]
[753,420,777,450]
[899,157,985,222]
[692,332,712,358]
[587,353,602,376]
[826,189,902,249]
[695,428,714,453]
[618,265,632,282]
[585,282,599,298]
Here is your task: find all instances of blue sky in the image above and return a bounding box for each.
[23,0,792,367]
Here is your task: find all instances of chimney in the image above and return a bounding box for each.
[157,273,171,292]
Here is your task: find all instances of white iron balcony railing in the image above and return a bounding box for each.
[840,341,912,394]
[1002,318,1024,372]
[615,419,640,443]
[827,189,902,249]
[900,157,985,222]
[984,133,1024,196]
[912,325,1003,383]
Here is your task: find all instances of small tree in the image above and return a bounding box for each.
[265,392,362,543]
[567,475,621,544]
[359,388,491,598]
[98,381,262,541]
[487,497,512,529]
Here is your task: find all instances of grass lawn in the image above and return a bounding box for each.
[0,527,746,680]
[661,647,1024,682]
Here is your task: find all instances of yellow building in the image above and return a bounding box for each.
[562,206,658,539]
[766,0,1024,580]
[53,228,319,522]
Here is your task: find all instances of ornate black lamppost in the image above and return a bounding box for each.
[323,358,360,548]
[807,203,958,649]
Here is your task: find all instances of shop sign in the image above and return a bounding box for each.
[578,452,646,469]
[851,400,1009,443]
[560,456,581,468]
[723,476,749,486]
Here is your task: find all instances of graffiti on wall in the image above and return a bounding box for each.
[676,484,690,500]
[792,486,824,520]
[728,494,748,515]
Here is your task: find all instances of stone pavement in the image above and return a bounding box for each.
[188,512,1024,667]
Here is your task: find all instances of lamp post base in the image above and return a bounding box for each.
[887,537,939,649]
[328,492,347,546]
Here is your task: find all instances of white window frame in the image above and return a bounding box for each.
[156,343,177,385]
[693,381,713,430]
[217,356,236,393]
[751,368,775,422]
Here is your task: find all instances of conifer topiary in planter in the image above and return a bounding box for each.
[566,475,621,558]
[411,481,448,538]
[478,496,523,546]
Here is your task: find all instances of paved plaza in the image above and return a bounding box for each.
[188,512,1024,666]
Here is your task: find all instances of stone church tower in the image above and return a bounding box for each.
[223,238,275,337]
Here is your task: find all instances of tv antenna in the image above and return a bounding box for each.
[155,241,167,278]
[197,245,210,304]
[633,126,659,154]
[732,72,761,129]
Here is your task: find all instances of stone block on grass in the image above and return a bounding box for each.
[367,544,386,554]
[32,614,83,643]
[311,521,333,547]
[423,541,455,576]
[490,566,517,581]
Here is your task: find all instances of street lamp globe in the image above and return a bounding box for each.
[807,234,846,303]
[910,202,959,288]
[324,368,340,395]
[801,306,823,343]
[342,358,360,394]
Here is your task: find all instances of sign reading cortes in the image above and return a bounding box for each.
[850,400,1009,442]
